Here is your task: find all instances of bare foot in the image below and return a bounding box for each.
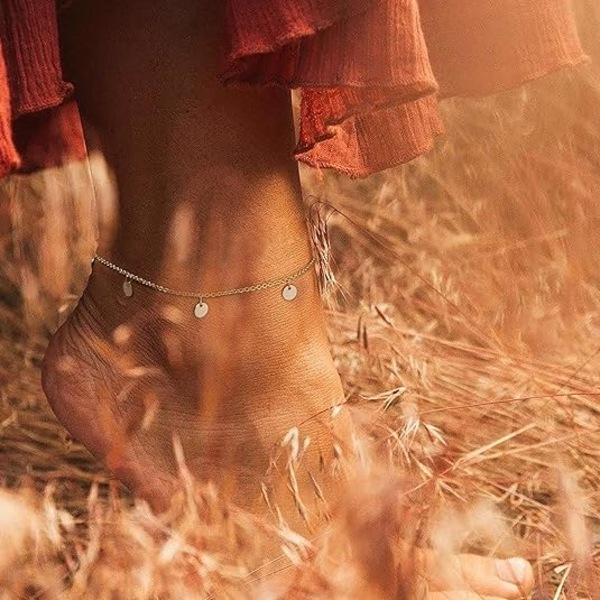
[42,266,534,599]
[42,261,347,523]
[422,553,534,599]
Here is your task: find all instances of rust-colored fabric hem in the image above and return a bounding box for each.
[0,0,590,181]
[0,0,85,179]
[224,0,588,178]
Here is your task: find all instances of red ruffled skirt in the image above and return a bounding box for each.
[0,0,588,180]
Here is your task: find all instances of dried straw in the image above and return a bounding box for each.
[0,5,599,596]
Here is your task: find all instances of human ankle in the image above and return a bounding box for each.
[85,236,328,361]
[106,169,309,272]
[105,225,313,300]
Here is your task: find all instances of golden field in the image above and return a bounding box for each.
[0,6,599,598]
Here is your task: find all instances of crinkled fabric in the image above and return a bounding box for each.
[0,0,85,177]
[224,0,587,176]
[0,0,588,180]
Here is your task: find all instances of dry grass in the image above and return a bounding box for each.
[1,7,600,597]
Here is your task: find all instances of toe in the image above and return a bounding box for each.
[425,554,533,598]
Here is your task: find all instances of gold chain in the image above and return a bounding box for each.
[92,255,315,300]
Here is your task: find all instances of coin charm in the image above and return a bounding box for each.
[123,279,133,298]
[282,284,298,301]
[194,300,209,319]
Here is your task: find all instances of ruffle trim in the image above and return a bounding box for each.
[0,0,85,178]
[223,0,588,177]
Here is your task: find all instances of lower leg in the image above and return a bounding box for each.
[48,0,345,515]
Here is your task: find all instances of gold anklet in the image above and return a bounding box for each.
[91,255,316,319]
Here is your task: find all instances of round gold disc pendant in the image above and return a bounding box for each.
[282,284,298,301]
[194,300,209,318]
[123,279,133,298]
